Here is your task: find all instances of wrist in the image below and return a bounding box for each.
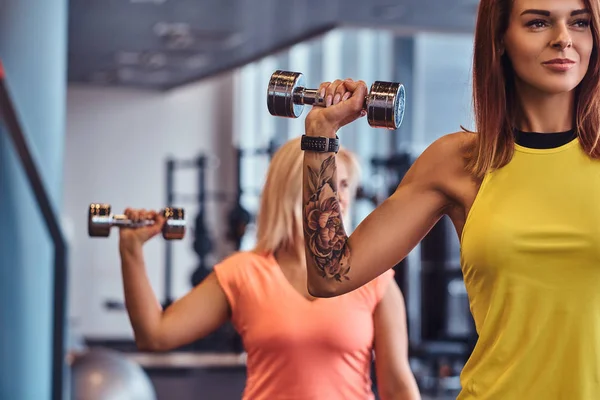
[119,241,144,260]
[305,115,338,138]
[301,134,339,154]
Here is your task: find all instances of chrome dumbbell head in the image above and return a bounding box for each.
[266,70,308,119]
[88,203,186,240]
[366,81,406,130]
[88,203,112,238]
[162,207,186,240]
[266,69,406,130]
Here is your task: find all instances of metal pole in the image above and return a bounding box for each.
[164,158,175,307]
[0,60,68,400]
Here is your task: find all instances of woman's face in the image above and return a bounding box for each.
[336,158,351,218]
[503,0,593,95]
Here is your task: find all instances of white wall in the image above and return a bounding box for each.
[62,73,237,339]
[412,33,475,152]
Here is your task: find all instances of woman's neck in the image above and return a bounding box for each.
[514,81,575,133]
[274,245,306,271]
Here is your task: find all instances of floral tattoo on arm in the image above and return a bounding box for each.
[304,155,351,282]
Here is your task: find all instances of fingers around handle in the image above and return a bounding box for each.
[324,79,345,107]
[305,78,369,134]
[152,212,166,235]
[318,81,330,100]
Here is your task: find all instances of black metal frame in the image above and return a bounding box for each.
[164,156,222,306]
[0,61,68,400]
[164,141,278,305]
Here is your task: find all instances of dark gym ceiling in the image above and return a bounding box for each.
[68,0,480,91]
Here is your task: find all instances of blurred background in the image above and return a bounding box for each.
[0,0,480,399]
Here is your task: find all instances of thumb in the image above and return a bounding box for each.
[338,80,368,115]
[343,79,368,94]
[152,213,166,236]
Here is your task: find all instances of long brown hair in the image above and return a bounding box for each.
[466,0,600,179]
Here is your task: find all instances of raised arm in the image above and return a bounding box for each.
[303,80,455,297]
[119,209,230,351]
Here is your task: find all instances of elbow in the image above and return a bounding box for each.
[134,335,167,352]
[135,338,158,352]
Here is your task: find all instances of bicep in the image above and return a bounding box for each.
[344,169,447,294]
[156,272,231,350]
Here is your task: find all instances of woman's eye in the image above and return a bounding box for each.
[526,19,548,29]
[572,19,591,29]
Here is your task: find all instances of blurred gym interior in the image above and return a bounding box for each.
[0,0,480,399]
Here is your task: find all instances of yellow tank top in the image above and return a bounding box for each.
[459,137,600,399]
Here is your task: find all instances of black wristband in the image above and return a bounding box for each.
[300,134,339,153]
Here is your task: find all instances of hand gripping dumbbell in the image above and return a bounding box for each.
[266,70,406,130]
[88,203,186,240]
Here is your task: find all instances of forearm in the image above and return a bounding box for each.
[119,245,164,350]
[302,150,352,296]
[378,384,421,400]
[377,370,421,400]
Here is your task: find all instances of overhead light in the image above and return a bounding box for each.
[116,68,172,85]
[115,51,167,69]
[153,22,195,49]
[223,33,247,50]
[153,22,190,37]
[185,54,210,70]
[166,35,195,50]
[130,0,167,4]
[140,52,167,69]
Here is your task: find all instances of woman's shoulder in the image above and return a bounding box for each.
[407,130,475,186]
[218,250,274,267]
[402,131,479,217]
[423,131,475,164]
[213,250,275,276]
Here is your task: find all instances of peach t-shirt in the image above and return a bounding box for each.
[213,251,395,400]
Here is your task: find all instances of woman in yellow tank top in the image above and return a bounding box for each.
[298,0,600,398]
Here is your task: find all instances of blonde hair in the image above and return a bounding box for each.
[253,136,360,257]
[337,144,361,193]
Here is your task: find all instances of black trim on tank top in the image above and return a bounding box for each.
[514,129,576,149]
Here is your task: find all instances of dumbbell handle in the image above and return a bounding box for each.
[294,88,325,106]
[293,87,369,109]
[90,214,185,229]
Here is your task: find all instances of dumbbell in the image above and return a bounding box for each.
[88,203,186,240]
[266,70,406,130]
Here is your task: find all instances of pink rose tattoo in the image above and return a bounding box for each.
[304,156,351,281]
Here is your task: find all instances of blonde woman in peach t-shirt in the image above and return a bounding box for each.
[117,136,421,400]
